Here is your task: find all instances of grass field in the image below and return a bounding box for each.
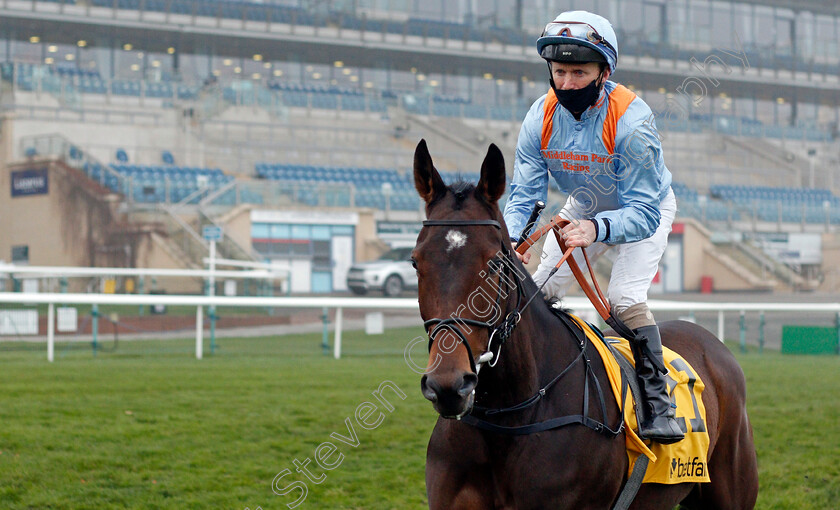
[0,327,838,509]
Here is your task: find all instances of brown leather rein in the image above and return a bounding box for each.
[515,216,612,321]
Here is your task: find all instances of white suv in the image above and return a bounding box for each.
[346,247,418,297]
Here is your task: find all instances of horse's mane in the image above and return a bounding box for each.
[448,179,474,193]
[544,296,573,315]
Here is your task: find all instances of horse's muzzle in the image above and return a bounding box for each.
[421,372,478,419]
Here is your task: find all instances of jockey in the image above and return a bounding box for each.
[504,10,684,444]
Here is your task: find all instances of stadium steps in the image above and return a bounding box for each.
[675,217,773,292]
[392,106,518,179]
[153,208,212,269]
[388,107,486,174]
[713,241,813,292]
[149,230,203,272]
[395,108,484,157]
[701,245,776,292]
[197,209,262,263]
[148,205,262,269]
[720,134,802,184]
[211,203,252,226]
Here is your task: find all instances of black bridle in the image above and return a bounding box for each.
[421,219,524,375]
[420,217,623,437]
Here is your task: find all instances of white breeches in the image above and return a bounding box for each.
[532,188,677,315]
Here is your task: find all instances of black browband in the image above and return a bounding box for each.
[422,219,502,229]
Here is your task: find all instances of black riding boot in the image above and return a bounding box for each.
[631,325,685,444]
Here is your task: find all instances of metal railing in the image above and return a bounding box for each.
[18,133,129,193]
[2,291,838,362]
[196,207,262,263]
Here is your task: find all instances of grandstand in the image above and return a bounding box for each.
[1,0,839,294]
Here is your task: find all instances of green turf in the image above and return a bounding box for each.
[0,329,837,509]
[737,346,840,509]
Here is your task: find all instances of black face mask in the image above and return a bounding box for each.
[550,74,603,115]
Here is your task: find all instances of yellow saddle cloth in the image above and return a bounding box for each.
[570,316,711,485]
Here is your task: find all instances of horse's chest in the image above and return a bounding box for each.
[429,427,625,510]
[487,446,622,509]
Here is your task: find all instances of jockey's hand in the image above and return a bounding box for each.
[561,220,596,248]
[512,242,531,264]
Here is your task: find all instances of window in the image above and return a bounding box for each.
[270,224,290,239]
[11,245,29,264]
[735,97,755,119]
[755,98,775,125]
[796,11,814,60]
[290,225,310,240]
[797,102,818,126]
[312,240,332,271]
[311,225,331,240]
[619,0,644,36]
[753,6,775,48]
[665,0,688,46]
[251,223,270,238]
[814,15,838,61]
[332,225,354,236]
[689,2,712,46]
[710,2,734,49]
[643,1,666,44]
[732,4,753,48]
[817,103,836,125]
[311,272,332,293]
[774,9,795,57]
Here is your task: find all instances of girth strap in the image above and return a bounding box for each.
[613,453,649,510]
[586,326,651,510]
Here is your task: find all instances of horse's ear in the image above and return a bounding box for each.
[414,139,447,204]
[476,143,506,204]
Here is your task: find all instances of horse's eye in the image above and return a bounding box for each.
[410,258,418,270]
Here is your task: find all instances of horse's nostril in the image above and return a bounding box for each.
[458,373,478,397]
[421,375,438,402]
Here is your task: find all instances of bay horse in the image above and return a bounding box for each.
[411,139,758,509]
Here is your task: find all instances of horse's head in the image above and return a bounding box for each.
[412,139,513,419]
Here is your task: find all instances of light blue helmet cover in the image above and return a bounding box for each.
[536,11,618,73]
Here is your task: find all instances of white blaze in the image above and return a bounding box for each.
[445,230,467,252]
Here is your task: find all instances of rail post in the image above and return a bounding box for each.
[717,310,724,342]
[91,304,99,356]
[137,276,145,316]
[333,307,343,359]
[321,307,330,355]
[836,311,840,355]
[739,310,746,353]
[47,303,55,362]
[209,307,217,355]
[758,311,765,354]
[195,306,203,360]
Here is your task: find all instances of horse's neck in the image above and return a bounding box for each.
[476,303,579,409]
